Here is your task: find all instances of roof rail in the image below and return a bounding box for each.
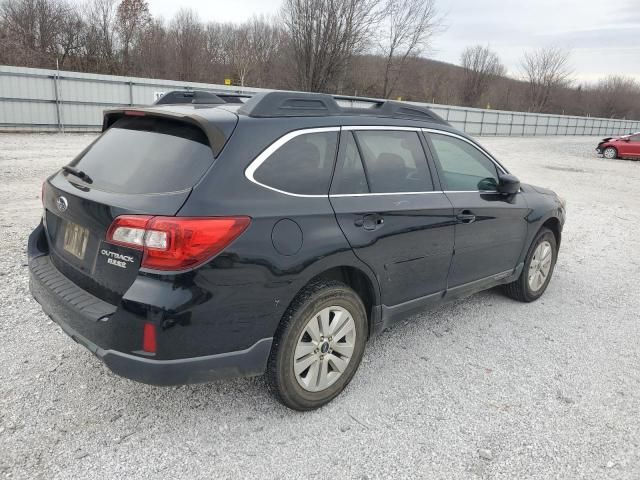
[238,91,448,124]
[153,90,252,106]
[238,92,342,117]
[215,93,253,104]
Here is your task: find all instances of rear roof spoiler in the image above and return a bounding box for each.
[102,108,237,157]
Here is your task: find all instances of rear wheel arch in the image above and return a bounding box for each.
[289,265,379,338]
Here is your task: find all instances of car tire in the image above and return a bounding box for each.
[603,147,618,159]
[504,227,557,303]
[266,280,368,411]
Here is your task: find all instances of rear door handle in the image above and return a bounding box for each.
[355,214,384,230]
[456,211,476,224]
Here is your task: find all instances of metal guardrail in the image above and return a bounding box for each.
[1,65,639,136]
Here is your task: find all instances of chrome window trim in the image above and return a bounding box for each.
[331,191,443,198]
[422,128,508,175]
[330,190,500,198]
[244,125,510,198]
[342,125,422,132]
[244,126,340,198]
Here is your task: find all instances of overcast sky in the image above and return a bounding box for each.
[148,0,640,83]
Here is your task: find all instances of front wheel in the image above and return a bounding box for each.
[266,281,367,410]
[603,147,618,159]
[504,227,557,302]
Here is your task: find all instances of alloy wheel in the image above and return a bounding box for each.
[528,240,553,292]
[293,306,356,392]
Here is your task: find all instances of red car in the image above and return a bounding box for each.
[596,132,640,160]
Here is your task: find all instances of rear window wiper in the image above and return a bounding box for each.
[62,165,93,184]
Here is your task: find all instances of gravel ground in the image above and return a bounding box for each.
[1,133,639,480]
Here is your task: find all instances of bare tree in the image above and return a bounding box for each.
[169,8,205,81]
[134,18,168,77]
[0,0,79,66]
[522,46,572,113]
[459,45,504,107]
[248,16,284,87]
[282,0,380,92]
[57,8,85,67]
[378,0,440,98]
[84,0,119,73]
[590,75,640,119]
[225,23,253,87]
[116,0,150,73]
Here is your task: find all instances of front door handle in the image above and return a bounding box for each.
[355,214,384,230]
[456,211,476,224]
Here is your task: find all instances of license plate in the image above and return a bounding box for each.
[63,222,89,260]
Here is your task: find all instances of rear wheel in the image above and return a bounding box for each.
[603,147,618,159]
[266,281,367,410]
[504,227,557,302]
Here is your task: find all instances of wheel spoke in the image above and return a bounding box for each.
[331,341,354,358]
[318,308,331,337]
[541,245,551,261]
[327,353,349,373]
[294,353,317,375]
[329,309,346,335]
[305,319,321,343]
[304,359,320,387]
[317,358,329,388]
[294,342,316,359]
[332,318,354,343]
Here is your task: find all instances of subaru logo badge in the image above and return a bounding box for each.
[56,196,68,212]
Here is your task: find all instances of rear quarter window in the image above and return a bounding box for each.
[251,130,339,195]
[68,117,214,195]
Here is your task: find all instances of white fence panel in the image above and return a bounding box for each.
[2,65,640,135]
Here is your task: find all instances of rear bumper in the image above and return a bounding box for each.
[28,222,272,386]
[49,313,272,386]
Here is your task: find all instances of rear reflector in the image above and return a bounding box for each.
[142,322,157,353]
[124,110,146,116]
[106,215,251,271]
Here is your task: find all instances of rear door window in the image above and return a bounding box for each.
[353,130,433,193]
[252,131,338,195]
[69,117,214,194]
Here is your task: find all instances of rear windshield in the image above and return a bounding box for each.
[68,117,214,194]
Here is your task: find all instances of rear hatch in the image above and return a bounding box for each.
[43,111,236,304]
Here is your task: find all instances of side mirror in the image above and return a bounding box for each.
[497,174,520,195]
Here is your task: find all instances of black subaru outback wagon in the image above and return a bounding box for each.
[29,91,566,410]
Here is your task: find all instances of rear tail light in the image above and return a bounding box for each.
[106,215,251,271]
[107,215,151,249]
